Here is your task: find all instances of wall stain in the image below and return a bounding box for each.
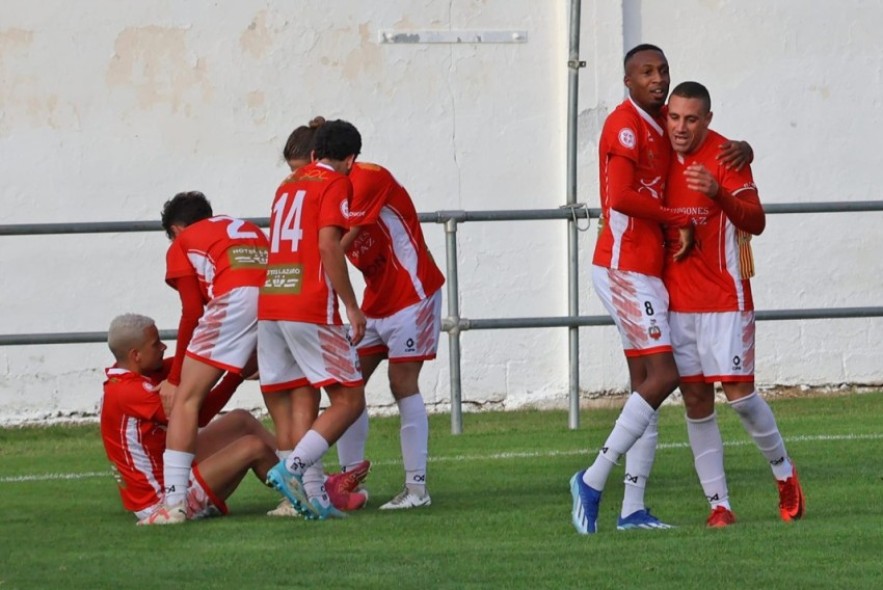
[106,26,213,112]
[240,10,273,59]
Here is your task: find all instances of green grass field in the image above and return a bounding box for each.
[1,393,882,590]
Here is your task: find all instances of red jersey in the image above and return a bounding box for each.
[592,98,673,277]
[165,216,268,301]
[258,161,352,324]
[100,360,241,513]
[663,129,764,312]
[346,163,445,318]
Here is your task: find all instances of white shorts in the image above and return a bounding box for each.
[358,290,443,362]
[592,265,672,357]
[134,465,226,521]
[186,286,259,372]
[257,320,363,392]
[670,311,755,383]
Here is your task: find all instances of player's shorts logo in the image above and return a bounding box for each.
[618,128,636,149]
[732,356,742,367]
[648,325,662,340]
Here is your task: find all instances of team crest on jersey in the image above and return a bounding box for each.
[340,199,350,218]
[618,128,636,149]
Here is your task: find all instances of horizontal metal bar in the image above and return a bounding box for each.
[4,201,878,236]
[5,307,882,346]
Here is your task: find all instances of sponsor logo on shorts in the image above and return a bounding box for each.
[405,337,416,353]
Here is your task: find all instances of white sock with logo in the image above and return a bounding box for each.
[163,449,194,506]
[728,392,793,480]
[336,408,369,472]
[583,392,655,491]
[398,393,428,493]
[303,459,327,501]
[686,413,730,510]
[284,430,329,476]
[276,449,292,463]
[621,411,658,518]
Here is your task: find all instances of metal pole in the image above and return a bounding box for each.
[566,0,585,430]
[444,218,464,434]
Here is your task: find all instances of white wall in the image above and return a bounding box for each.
[1,0,880,424]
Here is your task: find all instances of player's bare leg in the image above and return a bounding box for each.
[141,358,223,525]
[335,352,383,470]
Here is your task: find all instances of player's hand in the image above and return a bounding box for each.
[345,304,367,346]
[716,140,752,170]
[684,163,720,198]
[673,226,694,262]
[159,380,177,417]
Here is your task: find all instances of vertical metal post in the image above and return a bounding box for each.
[566,0,584,430]
[444,217,464,434]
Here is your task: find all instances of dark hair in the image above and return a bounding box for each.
[283,116,326,162]
[313,119,362,161]
[160,191,213,239]
[624,43,665,71]
[670,81,712,113]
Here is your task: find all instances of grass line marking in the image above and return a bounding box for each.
[2,432,880,484]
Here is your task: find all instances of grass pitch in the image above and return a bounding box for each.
[1,393,882,589]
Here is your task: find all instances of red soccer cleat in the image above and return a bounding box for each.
[706,506,736,528]
[326,460,371,511]
[777,464,806,522]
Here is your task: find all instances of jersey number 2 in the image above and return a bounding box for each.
[271,190,306,253]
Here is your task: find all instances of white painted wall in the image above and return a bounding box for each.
[1,0,880,424]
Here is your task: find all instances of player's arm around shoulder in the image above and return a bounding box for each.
[717,158,766,236]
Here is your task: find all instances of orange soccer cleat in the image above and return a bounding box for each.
[777,464,806,522]
[706,506,736,528]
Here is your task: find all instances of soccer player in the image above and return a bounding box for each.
[258,119,368,520]
[101,313,278,522]
[570,44,751,534]
[330,160,445,510]
[663,81,805,527]
[140,192,269,525]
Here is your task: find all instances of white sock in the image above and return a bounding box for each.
[583,393,655,491]
[276,449,292,463]
[729,392,793,480]
[686,413,730,510]
[621,411,658,518]
[284,430,329,476]
[162,449,195,506]
[336,408,369,471]
[303,459,326,500]
[398,393,428,490]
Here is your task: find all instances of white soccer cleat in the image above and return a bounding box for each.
[137,502,187,526]
[266,498,302,518]
[379,486,432,510]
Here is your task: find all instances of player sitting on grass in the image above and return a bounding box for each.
[101,313,279,522]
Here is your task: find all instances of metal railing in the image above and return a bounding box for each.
[2,200,883,433]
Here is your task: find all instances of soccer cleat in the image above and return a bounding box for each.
[307,497,347,520]
[616,508,673,531]
[266,498,301,518]
[266,462,317,519]
[570,470,601,535]
[326,460,371,511]
[379,486,432,510]
[777,464,806,522]
[706,506,737,528]
[137,502,186,526]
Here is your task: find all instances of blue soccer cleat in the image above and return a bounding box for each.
[307,496,348,521]
[266,461,317,519]
[616,508,673,531]
[570,470,602,535]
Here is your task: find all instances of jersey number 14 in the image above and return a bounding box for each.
[271,190,306,253]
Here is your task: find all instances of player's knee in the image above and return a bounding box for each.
[226,408,259,430]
